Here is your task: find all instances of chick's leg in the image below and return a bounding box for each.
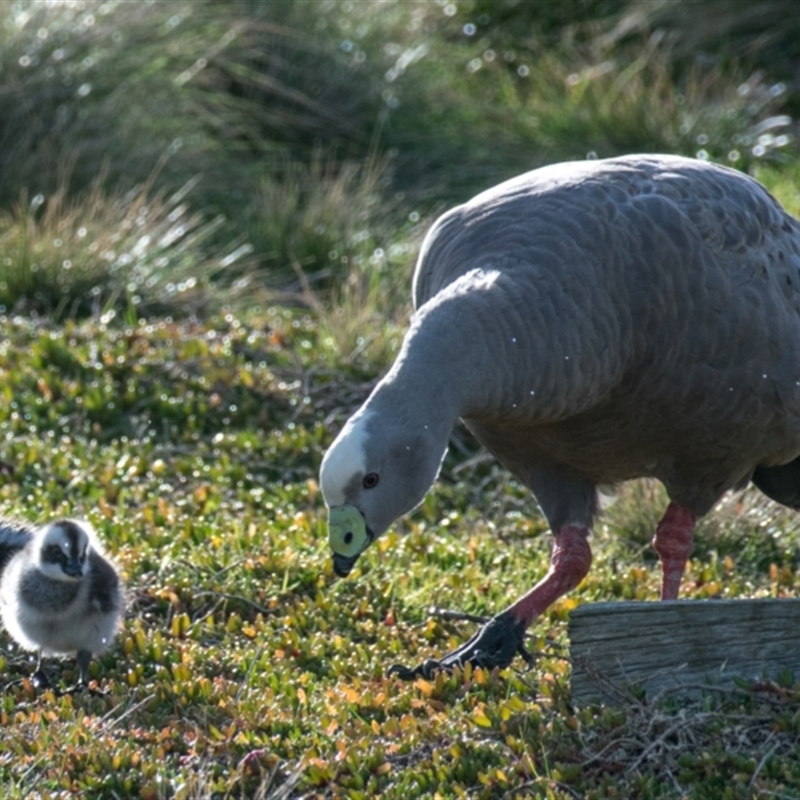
[31,651,50,689]
[388,525,592,679]
[76,649,92,687]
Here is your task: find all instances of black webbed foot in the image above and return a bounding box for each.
[387,610,534,680]
[65,681,106,696]
[66,650,106,695]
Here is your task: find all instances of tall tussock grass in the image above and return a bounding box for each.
[0,0,372,208]
[521,43,793,165]
[0,170,252,319]
[0,0,797,325]
[604,0,800,82]
[257,155,419,368]
[306,0,796,205]
[252,154,399,285]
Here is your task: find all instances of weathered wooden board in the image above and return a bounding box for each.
[569,598,800,705]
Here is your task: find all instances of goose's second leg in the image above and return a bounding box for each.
[652,502,696,600]
[388,525,592,679]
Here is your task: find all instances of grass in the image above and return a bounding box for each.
[1,312,800,799]
[1,0,800,797]
[0,170,253,320]
[248,153,409,290]
[1,0,796,294]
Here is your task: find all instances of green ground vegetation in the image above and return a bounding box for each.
[1,1,800,797]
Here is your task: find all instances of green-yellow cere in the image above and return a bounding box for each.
[327,504,369,556]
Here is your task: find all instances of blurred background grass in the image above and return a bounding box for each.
[1,0,798,325]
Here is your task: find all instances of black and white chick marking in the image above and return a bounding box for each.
[0,518,123,688]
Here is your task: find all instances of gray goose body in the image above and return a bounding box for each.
[320,154,800,677]
[413,154,800,518]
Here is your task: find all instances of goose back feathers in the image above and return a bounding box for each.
[409,154,800,519]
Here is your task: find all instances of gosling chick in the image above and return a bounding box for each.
[0,518,36,572]
[0,518,123,687]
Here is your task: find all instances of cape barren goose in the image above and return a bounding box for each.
[0,518,123,688]
[320,154,800,679]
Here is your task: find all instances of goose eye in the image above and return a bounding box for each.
[362,472,380,489]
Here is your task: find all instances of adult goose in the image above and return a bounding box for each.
[319,154,800,679]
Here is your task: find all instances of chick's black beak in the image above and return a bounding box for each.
[64,558,84,578]
[332,552,359,578]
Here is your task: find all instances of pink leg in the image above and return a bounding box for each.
[504,525,592,627]
[652,502,695,600]
[388,524,592,679]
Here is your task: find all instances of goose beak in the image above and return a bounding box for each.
[332,552,359,578]
[328,504,373,577]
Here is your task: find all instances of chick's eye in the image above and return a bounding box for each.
[362,472,380,489]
